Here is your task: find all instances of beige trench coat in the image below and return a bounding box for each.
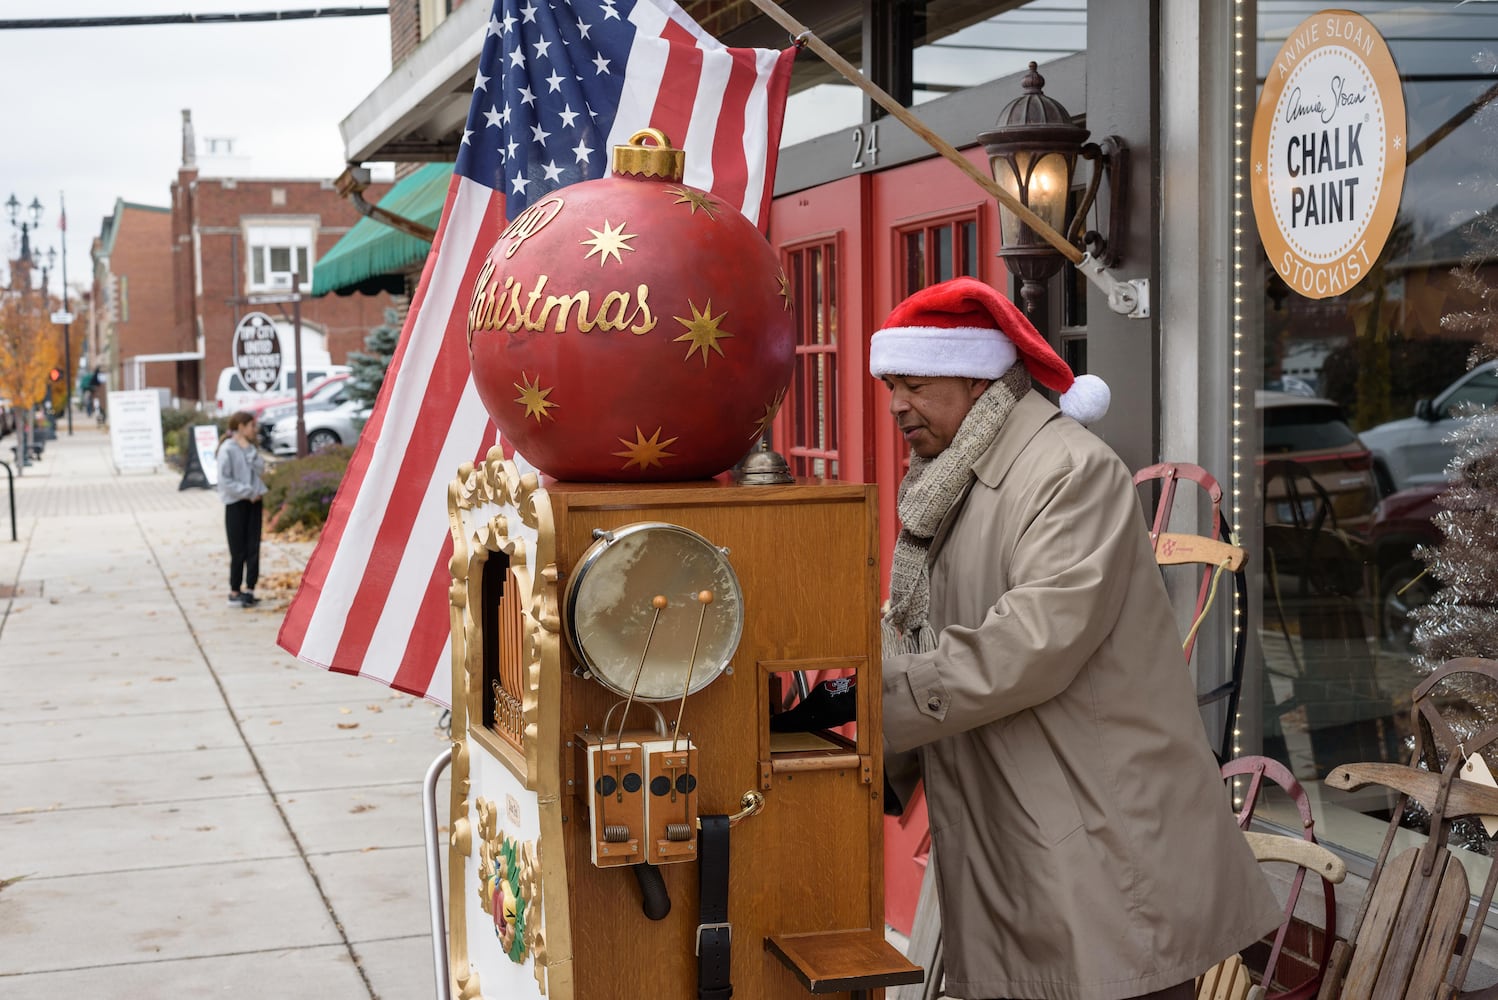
[883,392,1281,1000]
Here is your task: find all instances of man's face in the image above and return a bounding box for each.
[883,374,989,459]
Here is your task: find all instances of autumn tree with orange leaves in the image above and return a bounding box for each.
[0,288,61,413]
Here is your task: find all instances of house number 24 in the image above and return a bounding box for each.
[851,123,880,169]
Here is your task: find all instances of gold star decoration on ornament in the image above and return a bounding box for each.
[513,372,558,422]
[665,185,719,219]
[612,426,678,471]
[673,299,733,366]
[753,387,786,440]
[777,269,792,311]
[580,219,637,267]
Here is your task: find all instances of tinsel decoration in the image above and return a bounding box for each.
[1402,47,1498,851]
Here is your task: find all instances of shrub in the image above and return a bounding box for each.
[263,445,353,532]
[161,409,227,470]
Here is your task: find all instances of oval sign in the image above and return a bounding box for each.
[1251,10,1405,300]
[232,312,283,394]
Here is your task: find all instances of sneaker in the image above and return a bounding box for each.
[239,592,260,607]
[228,593,245,607]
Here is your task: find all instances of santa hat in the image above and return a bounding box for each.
[868,276,1110,425]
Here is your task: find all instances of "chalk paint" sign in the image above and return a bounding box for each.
[1251,10,1405,300]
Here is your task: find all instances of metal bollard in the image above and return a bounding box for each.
[0,460,14,541]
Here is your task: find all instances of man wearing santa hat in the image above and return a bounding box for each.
[872,277,1279,1000]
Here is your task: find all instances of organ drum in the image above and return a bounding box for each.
[442,462,922,999]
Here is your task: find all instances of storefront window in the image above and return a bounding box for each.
[1249,2,1498,869]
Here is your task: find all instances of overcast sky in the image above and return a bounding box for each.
[0,2,393,300]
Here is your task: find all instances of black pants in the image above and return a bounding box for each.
[225,499,263,592]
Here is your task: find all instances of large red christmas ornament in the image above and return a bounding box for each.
[467,129,794,482]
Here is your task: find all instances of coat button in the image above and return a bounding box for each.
[926,696,944,712]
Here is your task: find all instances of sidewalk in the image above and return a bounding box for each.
[0,425,450,998]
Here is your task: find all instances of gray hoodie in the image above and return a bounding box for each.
[217,437,266,504]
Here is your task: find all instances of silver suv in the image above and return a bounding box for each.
[268,398,368,456]
[1360,360,1498,494]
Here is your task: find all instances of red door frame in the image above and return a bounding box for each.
[766,147,1006,936]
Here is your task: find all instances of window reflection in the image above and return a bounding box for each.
[780,0,1087,146]
[1253,1,1498,868]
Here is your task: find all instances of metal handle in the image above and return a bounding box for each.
[422,747,452,1000]
[697,790,765,830]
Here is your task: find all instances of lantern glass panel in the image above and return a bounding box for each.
[994,155,1025,246]
[1028,152,1073,233]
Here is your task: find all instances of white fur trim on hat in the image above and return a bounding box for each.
[1059,373,1110,424]
[868,326,1019,380]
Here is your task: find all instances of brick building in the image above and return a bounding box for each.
[90,200,176,397]
[171,111,397,403]
[91,112,401,405]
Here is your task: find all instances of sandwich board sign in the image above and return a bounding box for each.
[106,390,165,473]
[232,312,284,393]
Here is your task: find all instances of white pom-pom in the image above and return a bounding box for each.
[1059,374,1110,424]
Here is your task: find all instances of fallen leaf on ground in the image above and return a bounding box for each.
[0,874,35,895]
[337,722,359,730]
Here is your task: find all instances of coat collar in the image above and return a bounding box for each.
[972,390,1061,490]
[927,390,1060,559]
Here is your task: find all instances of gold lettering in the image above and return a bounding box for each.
[540,289,591,332]
[479,269,502,330]
[520,275,548,331]
[500,196,566,259]
[597,290,629,331]
[629,284,657,335]
[503,276,527,333]
[469,259,495,329]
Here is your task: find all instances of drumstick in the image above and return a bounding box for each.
[616,595,667,749]
[671,590,713,752]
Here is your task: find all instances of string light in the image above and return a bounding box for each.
[1230,0,1248,795]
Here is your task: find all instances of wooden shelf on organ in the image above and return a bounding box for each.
[766,929,924,996]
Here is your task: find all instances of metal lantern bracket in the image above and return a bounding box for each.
[1080,251,1150,319]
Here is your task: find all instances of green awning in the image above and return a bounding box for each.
[312,162,453,297]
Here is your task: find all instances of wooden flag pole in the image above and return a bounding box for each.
[746,0,1084,266]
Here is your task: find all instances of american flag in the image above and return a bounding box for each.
[277,0,795,704]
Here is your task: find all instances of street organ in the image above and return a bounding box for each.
[440,131,920,999]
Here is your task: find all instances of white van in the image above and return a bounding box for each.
[214,365,351,415]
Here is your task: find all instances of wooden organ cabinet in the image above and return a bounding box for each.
[443,454,922,999]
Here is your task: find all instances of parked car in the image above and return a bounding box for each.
[268,398,367,456]
[0,396,14,439]
[248,372,350,422]
[254,375,351,449]
[1369,482,1444,650]
[1360,359,1498,495]
[214,364,350,416]
[1258,390,1380,596]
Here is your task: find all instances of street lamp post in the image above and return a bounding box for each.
[57,192,73,436]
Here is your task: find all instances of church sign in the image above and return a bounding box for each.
[1251,10,1405,300]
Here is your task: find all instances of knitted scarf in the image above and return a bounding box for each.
[882,365,1031,657]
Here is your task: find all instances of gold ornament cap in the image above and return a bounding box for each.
[612,128,685,181]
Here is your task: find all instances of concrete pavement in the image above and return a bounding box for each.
[0,424,451,998]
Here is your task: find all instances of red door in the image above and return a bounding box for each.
[768,174,874,483]
[767,149,1005,936]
